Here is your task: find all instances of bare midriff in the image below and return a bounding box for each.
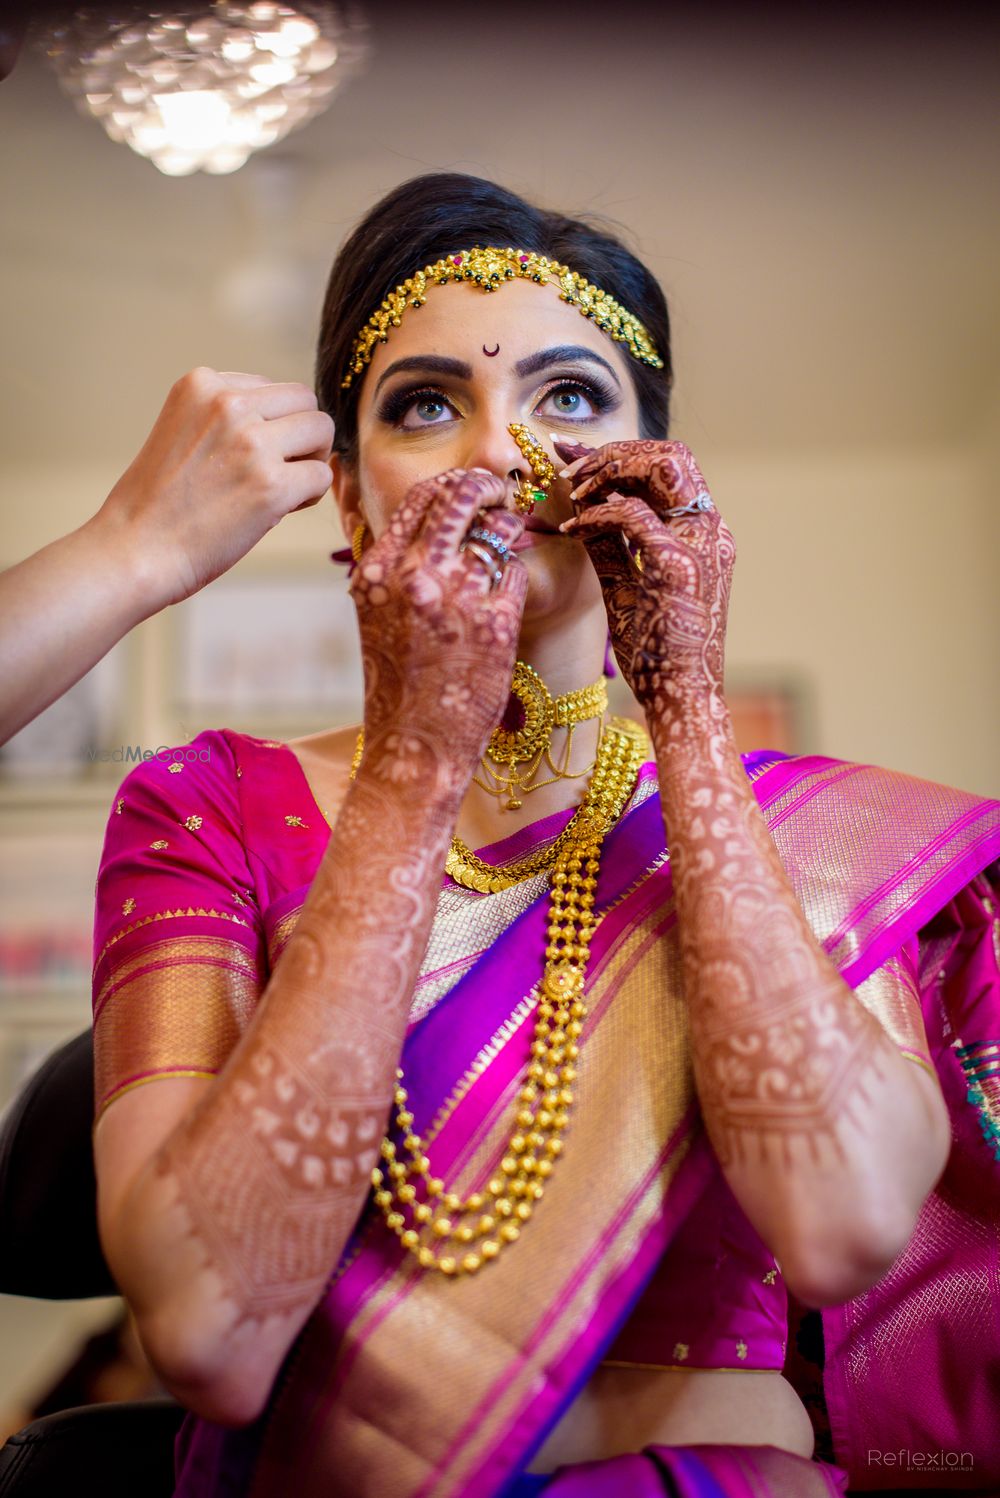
[523,1366,815,1474]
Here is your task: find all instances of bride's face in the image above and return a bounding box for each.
[332,277,642,623]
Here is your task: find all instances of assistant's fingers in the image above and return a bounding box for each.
[238,381,322,421]
[216,371,277,388]
[277,459,335,513]
[270,409,335,461]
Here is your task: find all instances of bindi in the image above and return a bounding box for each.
[482,343,500,357]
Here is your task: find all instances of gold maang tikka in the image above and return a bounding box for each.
[508,422,556,515]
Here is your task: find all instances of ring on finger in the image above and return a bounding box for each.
[462,540,505,589]
[466,525,513,564]
[669,492,714,518]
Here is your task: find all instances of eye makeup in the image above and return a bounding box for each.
[374,370,620,431]
[375,384,458,428]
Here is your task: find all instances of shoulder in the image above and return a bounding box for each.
[106,730,262,850]
[284,723,359,772]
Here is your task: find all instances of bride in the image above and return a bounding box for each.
[90,173,998,1497]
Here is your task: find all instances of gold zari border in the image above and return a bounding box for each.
[93,934,263,1119]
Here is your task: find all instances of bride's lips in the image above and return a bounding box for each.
[511,528,555,550]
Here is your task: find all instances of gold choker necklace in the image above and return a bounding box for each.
[477,662,608,812]
[351,713,648,1276]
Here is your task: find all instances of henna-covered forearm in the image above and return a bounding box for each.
[117,758,462,1417]
[556,435,950,1304]
[652,688,950,1304]
[113,470,527,1421]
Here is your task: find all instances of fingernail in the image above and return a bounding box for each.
[549,432,592,454]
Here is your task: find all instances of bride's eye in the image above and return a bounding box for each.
[536,378,616,423]
[377,385,458,430]
[406,394,453,428]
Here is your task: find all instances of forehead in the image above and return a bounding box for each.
[359,276,634,394]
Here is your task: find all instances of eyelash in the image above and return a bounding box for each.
[376,375,619,429]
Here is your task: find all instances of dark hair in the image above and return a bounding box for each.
[316,173,673,464]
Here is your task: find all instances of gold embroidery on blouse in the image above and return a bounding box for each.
[672,1342,689,1361]
[168,762,184,773]
[233,892,246,905]
[122,897,136,916]
[736,1339,748,1360]
[261,740,282,748]
[115,799,125,814]
[762,1268,777,1285]
[284,814,308,828]
[94,906,251,969]
[183,815,203,831]
[150,840,169,850]
[235,766,243,778]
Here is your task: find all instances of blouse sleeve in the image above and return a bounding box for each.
[91,729,268,1122]
[850,934,934,1076]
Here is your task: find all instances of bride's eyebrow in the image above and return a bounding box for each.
[514,345,620,386]
[372,355,471,398]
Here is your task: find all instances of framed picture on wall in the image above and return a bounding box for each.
[0,637,131,784]
[170,564,364,738]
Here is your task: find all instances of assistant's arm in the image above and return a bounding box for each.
[0,368,332,745]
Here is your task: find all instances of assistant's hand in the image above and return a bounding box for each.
[97,368,335,608]
[553,438,736,722]
[351,469,527,798]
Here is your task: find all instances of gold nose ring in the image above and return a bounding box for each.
[508,423,556,514]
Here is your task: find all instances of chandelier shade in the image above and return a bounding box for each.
[40,2,367,175]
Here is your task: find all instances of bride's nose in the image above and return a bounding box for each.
[463,417,534,507]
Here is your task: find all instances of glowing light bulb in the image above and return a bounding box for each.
[153,90,232,152]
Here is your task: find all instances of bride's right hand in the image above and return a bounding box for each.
[350,468,527,796]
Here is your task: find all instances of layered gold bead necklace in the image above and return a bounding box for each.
[352,668,647,1277]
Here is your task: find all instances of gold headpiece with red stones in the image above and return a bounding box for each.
[341,245,664,390]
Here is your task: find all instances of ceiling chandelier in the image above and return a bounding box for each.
[40,3,367,176]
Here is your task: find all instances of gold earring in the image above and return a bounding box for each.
[351,522,367,565]
[508,423,556,514]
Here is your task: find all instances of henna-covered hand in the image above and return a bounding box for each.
[352,469,527,795]
[553,438,735,731]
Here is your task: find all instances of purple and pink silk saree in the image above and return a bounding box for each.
[91,730,1000,1496]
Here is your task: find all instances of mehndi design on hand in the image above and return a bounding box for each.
[555,437,735,717]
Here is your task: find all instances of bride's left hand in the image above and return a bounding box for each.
[553,437,736,722]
